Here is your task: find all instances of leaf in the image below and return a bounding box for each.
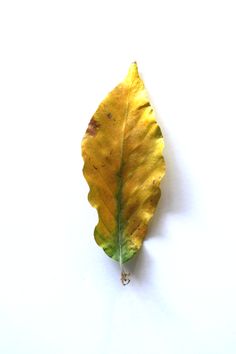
[82,62,165,266]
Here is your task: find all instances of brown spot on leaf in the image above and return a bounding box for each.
[138,102,150,110]
[86,117,100,136]
[107,112,112,119]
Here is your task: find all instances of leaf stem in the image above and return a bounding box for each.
[120,265,130,286]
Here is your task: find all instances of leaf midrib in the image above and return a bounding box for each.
[116,79,134,265]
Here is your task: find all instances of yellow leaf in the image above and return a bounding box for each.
[82,62,165,266]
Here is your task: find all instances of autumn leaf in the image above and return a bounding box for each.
[82,62,165,279]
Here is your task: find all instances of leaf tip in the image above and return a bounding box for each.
[126,61,139,81]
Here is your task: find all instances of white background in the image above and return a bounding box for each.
[0,1,236,353]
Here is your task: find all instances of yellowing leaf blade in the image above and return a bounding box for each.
[82,63,165,264]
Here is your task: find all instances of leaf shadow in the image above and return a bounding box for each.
[139,69,189,233]
[124,101,191,284]
[145,80,192,235]
[148,118,187,240]
[125,246,151,285]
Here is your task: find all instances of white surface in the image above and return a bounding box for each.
[0,1,236,353]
